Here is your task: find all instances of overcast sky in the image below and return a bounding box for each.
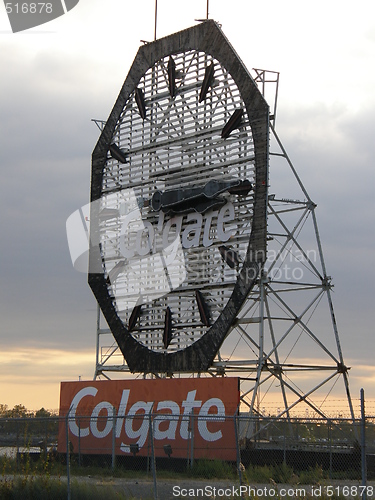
[0,0,374,412]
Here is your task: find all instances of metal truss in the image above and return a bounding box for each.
[93,69,354,425]
[209,70,354,423]
[212,123,355,423]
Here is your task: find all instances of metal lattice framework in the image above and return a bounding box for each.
[91,28,354,422]
[205,71,355,421]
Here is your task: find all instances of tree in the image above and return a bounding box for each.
[10,404,29,418]
[35,408,51,418]
[0,404,9,417]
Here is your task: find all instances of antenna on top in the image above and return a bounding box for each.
[154,0,158,41]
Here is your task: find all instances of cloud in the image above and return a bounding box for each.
[0,44,103,350]
[272,101,375,363]
[0,0,374,410]
[0,347,95,410]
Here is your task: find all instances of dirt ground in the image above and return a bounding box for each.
[2,474,374,499]
[72,476,375,499]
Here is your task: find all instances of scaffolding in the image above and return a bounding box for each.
[93,69,354,422]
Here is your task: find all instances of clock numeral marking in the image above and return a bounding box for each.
[128,305,142,332]
[221,109,244,139]
[195,290,211,327]
[163,306,173,349]
[199,62,215,103]
[135,87,146,119]
[168,56,176,98]
[219,245,240,269]
[109,143,128,163]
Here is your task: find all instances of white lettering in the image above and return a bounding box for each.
[119,211,142,259]
[202,210,218,247]
[180,390,202,439]
[198,398,225,442]
[181,212,203,248]
[135,220,154,256]
[173,486,181,496]
[123,401,153,451]
[120,202,237,259]
[66,387,229,453]
[68,386,97,437]
[217,203,236,242]
[116,389,130,437]
[162,215,183,249]
[154,400,180,440]
[90,401,114,438]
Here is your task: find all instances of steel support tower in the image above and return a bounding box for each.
[93,70,354,423]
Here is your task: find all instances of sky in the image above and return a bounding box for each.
[0,0,374,413]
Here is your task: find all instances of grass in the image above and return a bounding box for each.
[0,474,353,500]
[0,476,134,499]
[0,451,362,482]
[189,458,237,479]
[250,462,324,484]
[0,451,365,499]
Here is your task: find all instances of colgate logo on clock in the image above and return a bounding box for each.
[120,195,236,258]
[66,187,238,311]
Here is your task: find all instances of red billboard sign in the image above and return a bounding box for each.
[58,377,239,460]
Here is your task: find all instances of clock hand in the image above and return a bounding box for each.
[151,184,204,211]
[203,179,241,198]
[151,179,251,212]
[227,179,252,196]
[171,196,227,215]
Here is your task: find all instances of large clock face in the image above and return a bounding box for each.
[89,21,269,373]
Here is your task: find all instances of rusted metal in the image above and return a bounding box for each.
[195,290,211,327]
[163,307,172,349]
[128,305,142,332]
[89,20,269,373]
[167,56,176,98]
[108,143,127,164]
[199,62,214,102]
[221,109,244,138]
[135,87,146,119]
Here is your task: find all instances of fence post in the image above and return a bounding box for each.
[360,388,367,500]
[328,420,332,480]
[185,410,193,469]
[149,410,158,500]
[190,411,195,469]
[112,407,116,471]
[147,424,150,476]
[16,419,19,472]
[44,417,48,461]
[78,415,81,467]
[66,406,73,500]
[234,412,243,496]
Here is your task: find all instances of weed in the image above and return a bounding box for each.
[0,476,130,499]
[189,459,236,479]
[299,464,325,484]
[245,464,274,483]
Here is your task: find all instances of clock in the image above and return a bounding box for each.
[89,20,269,374]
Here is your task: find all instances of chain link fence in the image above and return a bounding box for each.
[0,412,373,499]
